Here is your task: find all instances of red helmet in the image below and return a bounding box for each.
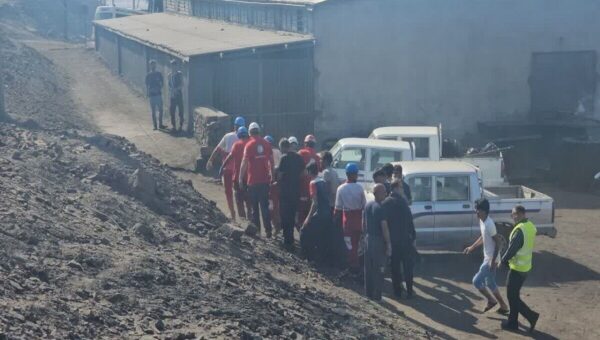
[304,134,316,143]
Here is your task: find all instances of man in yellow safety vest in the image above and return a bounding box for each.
[500,205,540,333]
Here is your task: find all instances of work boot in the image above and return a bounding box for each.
[528,312,539,333]
[159,124,167,129]
[153,125,157,130]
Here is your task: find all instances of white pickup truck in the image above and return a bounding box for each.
[329,138,414,185]
[368,161,556,250]
[369,126,507,187]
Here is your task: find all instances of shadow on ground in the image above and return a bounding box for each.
[418,251,600,287]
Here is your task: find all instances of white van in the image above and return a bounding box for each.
[369,126,507,187]
[329,138,414,186]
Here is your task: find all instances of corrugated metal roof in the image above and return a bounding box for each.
[94,13,314,60]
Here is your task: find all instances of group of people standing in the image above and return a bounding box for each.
[145,59,185,132]
[207,117,419,299]
[207,117,540,334]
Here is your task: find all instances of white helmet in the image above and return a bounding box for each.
[288,136,298,145]
[248,122,260,132]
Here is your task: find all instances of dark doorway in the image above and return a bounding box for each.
[529,50,597,119]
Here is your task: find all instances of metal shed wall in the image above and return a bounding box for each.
[95,27,119,74]
[189,45,314,139]
[119,37,147,93]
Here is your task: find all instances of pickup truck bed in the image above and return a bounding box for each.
[485,185,557,238]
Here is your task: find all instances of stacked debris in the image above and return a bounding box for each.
[0,123,433,339]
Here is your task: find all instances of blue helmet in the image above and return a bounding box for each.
[234,116,246,127]
[237,126,248,138]
[264,135,274,145]
[345,163,359,174]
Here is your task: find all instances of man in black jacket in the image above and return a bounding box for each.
[383,179,416,298]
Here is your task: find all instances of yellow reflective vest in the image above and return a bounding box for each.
[508,220,537,272]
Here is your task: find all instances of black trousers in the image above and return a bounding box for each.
[169,94,184,129]
[248,183,271,235]
[507,269,537,325]
[391,245,414,295]
[280,195,299,245]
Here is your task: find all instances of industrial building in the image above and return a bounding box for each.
[94,12,314,136]
[98,0,600,142]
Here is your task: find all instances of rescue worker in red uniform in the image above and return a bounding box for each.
[334,163,366,270]
[297,135,321,230]
[206,116,245,221]
[221,126,251,220]
[265,136,281,235]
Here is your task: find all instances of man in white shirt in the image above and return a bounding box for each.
[206,116,245,220]
[334,163,366,270]
[464,198,509,314]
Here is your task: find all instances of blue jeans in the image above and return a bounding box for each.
[473,262,498,291]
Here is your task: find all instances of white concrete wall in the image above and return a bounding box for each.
[313,0,600,141]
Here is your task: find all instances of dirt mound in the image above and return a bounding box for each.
[0,25,92,131]
[0,123,431,339]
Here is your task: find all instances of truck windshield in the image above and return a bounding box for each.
[402,137,429,158]
[370,149,403,170]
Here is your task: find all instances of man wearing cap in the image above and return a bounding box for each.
[334,163,367,270]
[277,139,305,249]
[297,135,321,230]
[207,116,245,220]
[145,60,165,130]
[222,126,251,220]
[240,123,274,237]
[265,135,281,235]
[288,136,299,151]
[168,59,185,132]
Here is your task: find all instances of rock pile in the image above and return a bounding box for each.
[0,123,432,339]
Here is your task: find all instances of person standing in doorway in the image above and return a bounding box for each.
[383,179,416,298]
[207,116,246,221]
[239,122,274,237]
[168,59,184,132]
[464,198,509,314]
[277,138,305,250]
[334,163,366,271]
[363,183,392,301]
[501,205,540,333]
[145,60,165,130]
[221,126,251,220]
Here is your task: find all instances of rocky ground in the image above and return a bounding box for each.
[0,2,434,339]
[0,125,434,339]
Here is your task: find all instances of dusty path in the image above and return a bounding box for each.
[23,39,200,170]
[26,40,600,340]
